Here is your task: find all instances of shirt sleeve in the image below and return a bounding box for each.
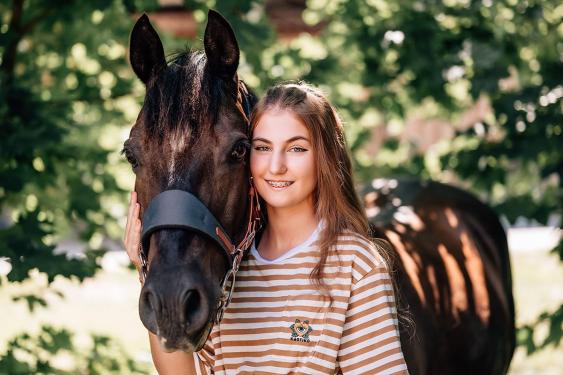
[191,335,214,375]
[337,262,409,374]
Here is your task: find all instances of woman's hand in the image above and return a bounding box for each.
[124,191,143,283]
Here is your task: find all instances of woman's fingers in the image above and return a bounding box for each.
[123,192,145,284]
[129,204,142,265]
[133,217,142,263]
[133,202,141,247]
[124,191,136,244]
[124,193,142,269]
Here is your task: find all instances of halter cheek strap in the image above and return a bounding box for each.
[214,182,261,323]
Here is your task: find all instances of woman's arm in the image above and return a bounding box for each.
[149,332,196,375]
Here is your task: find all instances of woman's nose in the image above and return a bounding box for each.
[269,151,287,175]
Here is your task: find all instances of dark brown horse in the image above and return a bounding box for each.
[125,11,256,352]
[362,178,515,374]
[125,11,515,374]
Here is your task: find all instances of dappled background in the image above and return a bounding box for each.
[0,0,561,374]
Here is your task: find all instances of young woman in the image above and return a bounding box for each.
[124,82,409,374]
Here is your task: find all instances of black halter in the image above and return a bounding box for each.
[141,190,235,258]
[139,82,260,324]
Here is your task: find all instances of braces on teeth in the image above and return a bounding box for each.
[268,181,292,187]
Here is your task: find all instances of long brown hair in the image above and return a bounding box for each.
[249,82,394,293]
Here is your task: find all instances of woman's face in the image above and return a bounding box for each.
[250,109,317,213]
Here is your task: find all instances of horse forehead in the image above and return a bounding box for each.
[168,129,190,155]
[165,128,201,187]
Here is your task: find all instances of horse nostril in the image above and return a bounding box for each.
[182,289,202,325]
[139,285,161,334]
[143,287,161,315]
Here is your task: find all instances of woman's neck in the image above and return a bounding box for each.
[258,201,318,260]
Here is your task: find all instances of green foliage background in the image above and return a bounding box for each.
[0,0,560,372]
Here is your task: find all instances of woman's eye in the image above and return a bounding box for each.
[231,142,249,161]
[290,146,307,152]
[253,145,270,152]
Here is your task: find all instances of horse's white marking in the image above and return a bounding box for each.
[167,54,205,187]
[168,130,187,186]
[167,159,176,186]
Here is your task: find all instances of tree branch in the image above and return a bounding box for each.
[20,6,55,36]
[1,2,57,81]
[0,0,25,79]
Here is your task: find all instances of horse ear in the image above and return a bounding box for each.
[130,14,166,84]
[204,10,239,80]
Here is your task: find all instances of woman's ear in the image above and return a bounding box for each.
[129,14,166,84]
[204,9,239,81]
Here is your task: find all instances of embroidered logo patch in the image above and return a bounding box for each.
[289,319,313,342]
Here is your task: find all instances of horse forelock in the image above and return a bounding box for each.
[142,51,226,142]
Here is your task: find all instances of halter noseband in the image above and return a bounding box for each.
[138,82,260,324]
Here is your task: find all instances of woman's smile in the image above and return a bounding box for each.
[250,110,317,212]
[266,180,295,189]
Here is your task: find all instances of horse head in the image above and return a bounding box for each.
[124,10,255,352]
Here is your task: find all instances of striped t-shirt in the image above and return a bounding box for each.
[192,222,408,374]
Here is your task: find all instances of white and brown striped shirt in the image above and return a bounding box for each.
[192,223,408,374]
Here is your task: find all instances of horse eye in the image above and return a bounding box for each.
[122,147,139,170]
[230,141,249,161]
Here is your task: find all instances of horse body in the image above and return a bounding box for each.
[364,178,515,374]
[126,11,515,373]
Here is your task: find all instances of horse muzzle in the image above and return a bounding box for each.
[139,264,217,351]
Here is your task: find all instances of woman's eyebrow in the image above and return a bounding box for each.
[252,136,311,143]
